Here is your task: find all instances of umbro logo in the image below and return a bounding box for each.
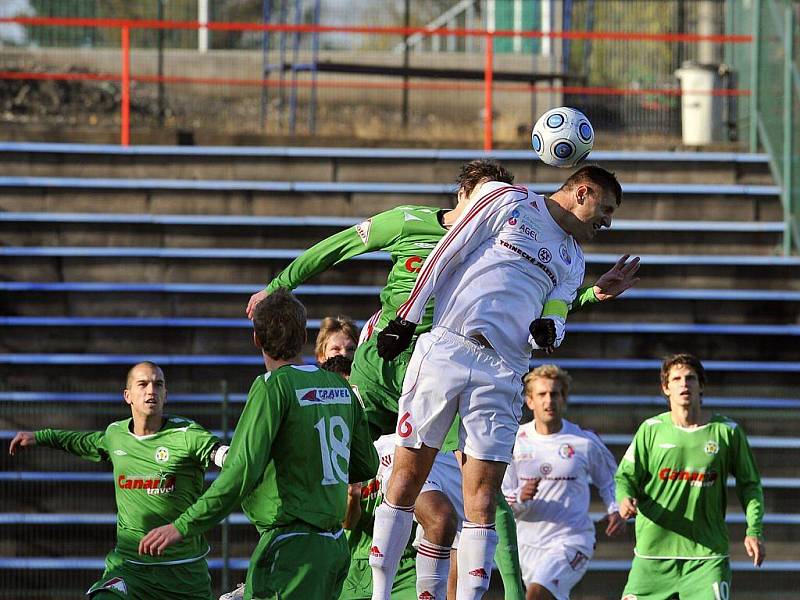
[403,212,423,222]
[659,443,677,449]
[114,450,127,456]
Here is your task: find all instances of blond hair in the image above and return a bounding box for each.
[314,316,359,361]
[522,364,572,397]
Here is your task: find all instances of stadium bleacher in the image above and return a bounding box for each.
[2,142,799,599]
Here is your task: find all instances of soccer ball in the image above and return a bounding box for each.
[531,107,594,168]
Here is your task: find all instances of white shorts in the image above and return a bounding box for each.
[519,544,591,600]
[396,327,523,463]
[413,450,466,549]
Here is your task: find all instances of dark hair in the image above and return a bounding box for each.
[125,361,163,389]
[559,164,622,206]
[660,353,707,390]
[252,288,307,360]
[456,159,515,198]
[319,355,353,378]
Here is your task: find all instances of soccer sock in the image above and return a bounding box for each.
[456,522,498,600]
[416,538,451,600]
[369,499,415,600]
[493,495,525,600]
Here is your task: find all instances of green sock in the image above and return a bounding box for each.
[494,492,525,600]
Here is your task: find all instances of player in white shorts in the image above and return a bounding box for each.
[502,365,625,600]
[371,166,624,600]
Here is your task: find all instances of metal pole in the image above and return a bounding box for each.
[198,0,209,53]
[401,0,410,129]
[782,3,794,254]
[220,379,231,592]
[260,0,271,131]
[157,0,165,127]
[749,0,761,152]
[120,25,131,146]
[484,32,494,151]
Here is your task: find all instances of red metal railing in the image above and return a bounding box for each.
[0,16,753,149]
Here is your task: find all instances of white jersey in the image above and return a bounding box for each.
[501,419,619,554]
[397,181,585,376]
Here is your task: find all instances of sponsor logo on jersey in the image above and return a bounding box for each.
[370,545,384,558]
[296,387,351,406]
[704,440,719,455]
[559,243,571,265]
[498,240,557,286]
[113,449,127,456]
[97,577,127,593]
[518,221,538,241]
[540,463,553,476]
[538,248,552,263]
[405,255,423,273]
[154,446,170,463]
[468,568,489,579]
[658,468,718,487]
[118,473,176,495]
[558,443,575,459]
[355,219,372,244]
[418,591,435,600]
[507,209,520,226]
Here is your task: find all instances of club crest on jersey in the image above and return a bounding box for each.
[538,248,552,263]
[355,219,372,245]
[704,440,719,455]
[559,243,571,265]
[154,446,170,463]
[296,387,351,406]
[540,463,553,476]
[558,443,575,459]
[507,209,520,226]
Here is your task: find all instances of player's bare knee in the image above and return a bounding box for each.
[386,445,438,505]
[463,486,498,524]
[526,583,556,600]
[416,492,458,545]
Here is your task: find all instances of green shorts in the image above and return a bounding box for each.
[245,523,350,600]
[339,556,417,600]
[350,335,413,440]
[350,334,460,448]
[622,556,731,600]
[86,550,212,600]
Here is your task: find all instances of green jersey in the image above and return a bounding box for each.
[35,417,220,564]
[173,365,379,537]
[615,412,764,559]
[267,205,447,335]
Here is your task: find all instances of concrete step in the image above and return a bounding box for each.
[0,143,775,185]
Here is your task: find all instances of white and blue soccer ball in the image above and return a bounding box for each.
[531,107,594,168]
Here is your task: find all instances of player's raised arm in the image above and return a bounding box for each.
[12,429,108,462]
[531,247,586,353]
[246,208,406,318]
[570,254,641,312]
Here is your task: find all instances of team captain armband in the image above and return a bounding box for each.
[542,299,569,319]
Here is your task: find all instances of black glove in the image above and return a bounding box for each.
[376,317,416,360]
[529,318,556,351]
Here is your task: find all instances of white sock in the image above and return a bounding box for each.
[456,522,498,600]
[369,500,415,600]
[415,538,451,600]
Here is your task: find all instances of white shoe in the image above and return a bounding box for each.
[219,583,245,600]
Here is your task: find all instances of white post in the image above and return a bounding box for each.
[541,0,551,57]
[487,0,496,33]
[513,0,523,53]
[198,0,209,53]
